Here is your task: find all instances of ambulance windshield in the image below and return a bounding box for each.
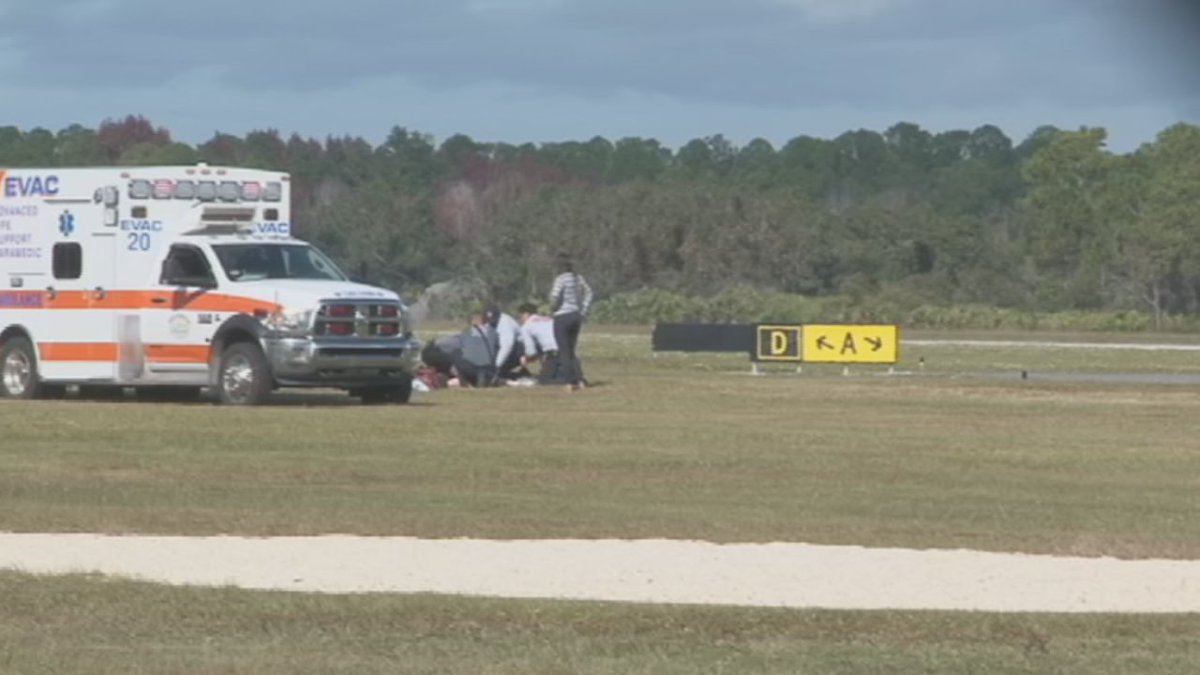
[213,244,347,282]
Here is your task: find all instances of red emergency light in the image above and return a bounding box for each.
[326,322,354,336]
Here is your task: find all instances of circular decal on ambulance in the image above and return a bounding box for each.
[169,314,191,338]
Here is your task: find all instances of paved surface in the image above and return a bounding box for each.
[3,534,1199,613]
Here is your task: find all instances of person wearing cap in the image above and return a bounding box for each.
[517,302,566,385]
[483,305,526,381]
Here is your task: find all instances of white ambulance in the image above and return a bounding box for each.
[0,164,421,405]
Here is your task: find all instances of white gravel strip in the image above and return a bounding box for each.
[2,534,1199,613]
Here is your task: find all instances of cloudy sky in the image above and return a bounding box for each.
[0,0,1196,153]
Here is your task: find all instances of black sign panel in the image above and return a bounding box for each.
[651,323,754,353]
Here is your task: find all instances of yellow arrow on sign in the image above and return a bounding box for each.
[802,324,899,364]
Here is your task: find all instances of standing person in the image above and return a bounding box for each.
[517,303,563,385]
[548,255,593,391]
[483,304,526,380]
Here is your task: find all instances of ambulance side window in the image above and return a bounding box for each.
[160,245,216,288]
[52,243,83,280]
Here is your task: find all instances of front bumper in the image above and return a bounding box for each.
[264,335,422,388]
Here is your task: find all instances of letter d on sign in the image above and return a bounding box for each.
[771,331,788,355]
[755,325,801,362]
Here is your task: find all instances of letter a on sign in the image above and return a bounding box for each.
[841,332,857,355]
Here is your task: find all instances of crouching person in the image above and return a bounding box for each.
[517,303,568,385]
[484,305,528,381]
[423,314,499,388]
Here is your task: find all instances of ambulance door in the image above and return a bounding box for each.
[140,243,219,384]
[40,197,118,382]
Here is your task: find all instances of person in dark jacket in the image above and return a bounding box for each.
[422,314,499,387]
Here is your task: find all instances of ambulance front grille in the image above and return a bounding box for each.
[313,302,403,339]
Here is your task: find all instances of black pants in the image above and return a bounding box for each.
[553,312,584,385]
[498,342,527,380]
[451,355,497,387]
[535,351,560,385]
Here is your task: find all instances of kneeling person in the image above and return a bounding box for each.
[517,303,567,385]
[484,305,527,381]
[424,314,500,387]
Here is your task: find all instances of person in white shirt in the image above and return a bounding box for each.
[517,303,565,385]
[483,305,526,381]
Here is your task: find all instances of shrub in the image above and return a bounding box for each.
[591,290,1200,333]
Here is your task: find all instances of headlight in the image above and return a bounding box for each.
[264,308,313,336]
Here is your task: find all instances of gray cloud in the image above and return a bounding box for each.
[0,0,1194,126]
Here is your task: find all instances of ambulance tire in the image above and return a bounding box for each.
[1,336,46,400]
[390,375,414,403]
[217,343,272,406]
[357,376,413,405]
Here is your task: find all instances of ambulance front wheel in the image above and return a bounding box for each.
[217,342,272,406]
[1,336,53,400]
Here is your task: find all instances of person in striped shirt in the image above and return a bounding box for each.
[549,255,593,390]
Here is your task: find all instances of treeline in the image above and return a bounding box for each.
[2,116,1199,327]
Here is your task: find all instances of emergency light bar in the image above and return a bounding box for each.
[184,223,256,236]
[201,206,256,222]
[128,178,282,202]
[182,207,259,236]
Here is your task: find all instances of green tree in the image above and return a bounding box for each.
[1021,127,1115,308]
[55,124,106,166]
[732,137,777,188]
[607,137,670,182]
[199,133,246,165]
[243,129,286,169]
[118,141,198,166]
[777,135,836,200]
[884,122,934,173]
[1117,124,1200,323]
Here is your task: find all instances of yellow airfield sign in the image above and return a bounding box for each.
[801,324,900,364]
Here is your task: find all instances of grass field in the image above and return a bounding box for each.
[4,571,1200,675]
[3,327,1200,672]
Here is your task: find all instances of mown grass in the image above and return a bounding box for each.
[2,329,1200,557]
[4,328,1200,673]
[3,571,1200,675]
